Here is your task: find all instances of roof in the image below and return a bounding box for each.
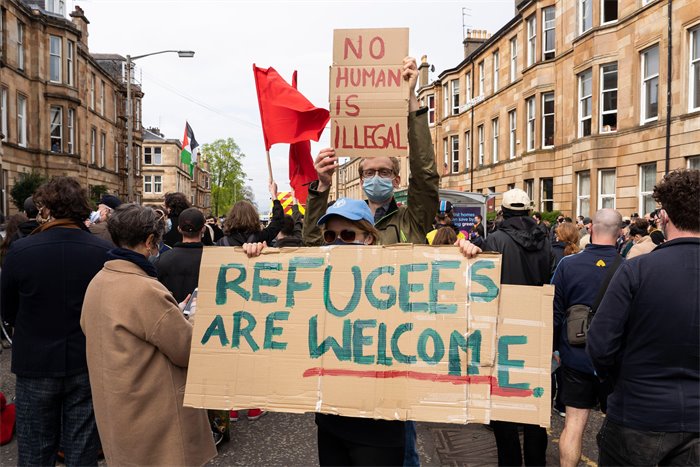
[92,53,126,61]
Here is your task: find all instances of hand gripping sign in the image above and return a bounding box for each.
[184,245,553,427]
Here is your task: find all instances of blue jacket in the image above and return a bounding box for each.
[1,227,111,377]
[551,244,621,374]
[587,237,700,432]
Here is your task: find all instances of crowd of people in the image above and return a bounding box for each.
[0,55,697,467]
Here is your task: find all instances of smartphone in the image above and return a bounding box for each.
[183,288,198,316]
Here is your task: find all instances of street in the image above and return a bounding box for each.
[0,346,603,466]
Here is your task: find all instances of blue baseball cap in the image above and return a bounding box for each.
[317,198,374,226]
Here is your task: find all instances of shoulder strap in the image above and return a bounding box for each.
[592,255,623,312]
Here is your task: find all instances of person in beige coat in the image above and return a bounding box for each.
[627,219,657,259]
[81,204,216,466]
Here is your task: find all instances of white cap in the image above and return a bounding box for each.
[502,188,532,211]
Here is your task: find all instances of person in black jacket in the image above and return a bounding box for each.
[587,169,700,467]
[0,177,110,466]
[457,188,551,467]
[217,182,283,247]
[162,192,191,247]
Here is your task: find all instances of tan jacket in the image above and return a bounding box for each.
[81,259,216,466]
[627,235,656,259]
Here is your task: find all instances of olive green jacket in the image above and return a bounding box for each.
[303,108,439,245]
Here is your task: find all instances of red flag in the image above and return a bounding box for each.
[253,64,330,150]
[287,71,317,206]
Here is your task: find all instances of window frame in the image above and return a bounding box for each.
[689,26,700,112]
[90,128,96,165]
[50,105,62,153]
[542,92,555,148]
[17,21,24,71]
[154,175,163,194]
[99,132,106,167]
[66,40,74,86]
[144,175,152,193]
[451,79,460,115]
[543,6,555,60]
[427,94,435,125]
[17,94,27,147]
[90,73,96,110]
[576,171,591,218]
[601,0,618,24]
[641,45,660,123]
[508,109,517,159]
[527,15,536,67]
[510,36,518,83]
[478,124,485,166]
[600,62,618,133]
[114,139,119,173]
[478,61,485,96]
[465,71,472,102]
[639,163,657,215]
[579,69,593,137]
[67,108,74,154]
[492,117,499,164]
[450,135,459,174]
[597,169,616,209]
[579,0,592,35]
[49,35,62,83]
[687,156,700,169]
[524,179,534,201]
[465,130,471,169]
[540,178,554,212]
[526,96,536,151]
[443,83,449,118]
[100,80,105,116]
[493,50,500,92]
[443,138,449,172]
[0,87,7,141]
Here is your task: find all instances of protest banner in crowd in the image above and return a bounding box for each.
[330,28,409,158]
[184,246,553,428]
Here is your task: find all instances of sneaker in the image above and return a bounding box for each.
[247,409,267,421]
[229,410,239,422]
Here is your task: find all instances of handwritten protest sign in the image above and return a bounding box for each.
[184,246,553,427]
[330,28,409,158]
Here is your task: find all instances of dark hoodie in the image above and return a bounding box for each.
[12,219,40,241]
[484,215,551,286]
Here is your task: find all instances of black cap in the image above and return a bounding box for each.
[99,194,122,210]
[23,196,38,217]
[582,217,592,224]
[178,208,205,233]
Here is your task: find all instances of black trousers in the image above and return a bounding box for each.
[491,420,547,466]
[317,425,404,466]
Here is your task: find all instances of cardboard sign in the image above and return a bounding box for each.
[330,28,409,158]
[184,246,553,428]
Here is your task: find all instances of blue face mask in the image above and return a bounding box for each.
[363,176,394,203]
[165,218,172,234]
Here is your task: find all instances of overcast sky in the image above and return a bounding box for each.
[73,0,514,211]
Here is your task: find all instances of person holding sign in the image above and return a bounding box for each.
[303,56,439,246]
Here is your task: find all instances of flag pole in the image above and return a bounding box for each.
[266,150,274,183]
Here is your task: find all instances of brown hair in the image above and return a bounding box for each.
[164,192,191,217]
[322,218,380,245]
[629,219,650,237]
[1,213,29,265]
[433,227,457,245]
[653,169,700,232]
[33,176,91,223]
[358,157,400,178]
[555,222,581,256]
[223,200,262,235]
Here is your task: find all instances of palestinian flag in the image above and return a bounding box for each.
[180,122,199,176]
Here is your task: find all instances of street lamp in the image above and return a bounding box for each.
[125,50,195,202]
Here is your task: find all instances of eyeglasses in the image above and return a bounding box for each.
[153,209,166,221]
[361,169,395,179]
[323,229,365,244]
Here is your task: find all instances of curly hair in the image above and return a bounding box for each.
[223,200,261,235]
[33,177,91,223]
[555,222,581,256]
[108,204,165,248]
[163,192,191,217]
[653,169,700,232]
[629,219,650,237]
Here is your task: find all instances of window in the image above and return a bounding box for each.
[99,132,106,167]
[526,96,535,150]
[493,50,500,92]
[478,61,485,95]
[579,69,593,137]
[135,100,141,128]
[100,81,105,116]
[689,27,700,111]
[144,175,152,193]
[451,79,460,115]
[427,94,435,124]
[17,22,24,71]
[46,0,65,15]
[49,36,61,83]
[90,128,96,164]
[66,40,74,86]
[509,109,517,159]
[50,106,62,152]
[577,171,590,217]
[598,169,616,208]
[465,72,472,102]
[465,131,471,169]
[451,135,459,173]
[492,117,499,164]
[602,0,618,23]
[478,125,484,165]
[144,146,162,165]
[639,163,657,215]
[510,37,518,83]
[443,138,448,172]
[67,108,74,153]
[641,45,659,122]
[527,15,536,67]
[0,9,4,63]
[543,7,555,60]
[154,175,162,193]
[90,73,96,110]
[542,92,554,147]
[17,94,26,147]
[600,63,618,132]
[524,179,534,200]
[688,156,700,169]
[579,0,592,35]
[113,91,118,121]
[507,183,515,190]
[443,83,449,118]
[0,88,7,140]
[114,140,119,172]
[541,178,553,212]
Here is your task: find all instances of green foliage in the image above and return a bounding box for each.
[202,138,248,217]
[486,211,497,222]
[10,172,47,212]
[539,210,562,224]
[89,185,108,208]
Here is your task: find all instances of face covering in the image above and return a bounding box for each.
[89,211,101,224]
[363,176,394,203]
[165,218,172,234]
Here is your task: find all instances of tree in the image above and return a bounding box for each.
[10,172,47,212]
[202,138,247,217]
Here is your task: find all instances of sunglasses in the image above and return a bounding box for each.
[323,229,365,244]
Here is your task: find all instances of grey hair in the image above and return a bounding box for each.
[107,203,165,248]
[592,208,622,240]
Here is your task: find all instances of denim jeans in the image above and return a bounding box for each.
[403,421,420,466]
[597,418,699,466]
[15,372,99,466]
